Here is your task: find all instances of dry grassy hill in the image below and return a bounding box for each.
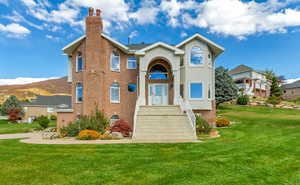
[0,77,71,103]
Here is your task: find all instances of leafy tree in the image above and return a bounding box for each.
[1,96,23,115]
[215,67,238,106]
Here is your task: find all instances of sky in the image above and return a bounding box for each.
[0,0,300,85]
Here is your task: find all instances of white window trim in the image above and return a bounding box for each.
[110,51,120,72]
[76,55,83,72]
[110,83,120,103]
[189,45,206,67]
[47,107,54,113]
[127,57,137,69]
[188,81,205,100]
[76,83,83,103]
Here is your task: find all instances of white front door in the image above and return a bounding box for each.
[149,84,168,105]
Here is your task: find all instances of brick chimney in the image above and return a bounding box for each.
[83,8,105,115]
[86,8,103,35]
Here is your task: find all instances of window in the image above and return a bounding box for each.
[128,83,137,92]
[76,54,83,72]
[190,83,203,99]
[110,82,120,103]
[76,83,83,103]
[190,47,203,66]
[110,115,120,125]
[127,56,137,69]
[111,51,120,71]
[47,107,54,113]
[148,64,168,79]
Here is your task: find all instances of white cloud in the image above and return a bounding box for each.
[129,0,160,24]
[0,23,31,38]
[180,31,188,37]
[20,0,37,7]
[0,0,8,6]
[129,30,138,38]
[0,77,58,86]
[175,0,300,39]
[161,0,197,27]
[45,34,59,41]
[3,11,44,30]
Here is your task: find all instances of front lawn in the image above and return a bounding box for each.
[0,120,56,134]
[0,105,299,185]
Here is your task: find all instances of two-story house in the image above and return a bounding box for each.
[57,8,224,140]
[229,65,270,98]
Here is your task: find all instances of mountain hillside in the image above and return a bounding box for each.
[0,77,71,103]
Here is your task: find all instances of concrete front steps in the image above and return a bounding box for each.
[133,105,197,141]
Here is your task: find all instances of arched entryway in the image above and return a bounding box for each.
[145,59,174,105]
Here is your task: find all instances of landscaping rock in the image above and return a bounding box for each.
[42,132,59,139]
[111,132,124,139]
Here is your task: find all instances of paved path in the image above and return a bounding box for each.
[0,133,38,140]
[0,132,201,144]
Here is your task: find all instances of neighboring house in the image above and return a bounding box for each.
[282,80,300,100]
[229,65,270,98]
[57,8,224,140]
[21,95,71,123]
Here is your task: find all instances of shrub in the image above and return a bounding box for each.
[216,118,230,127]
[237,95,250,105]
[50,115,57,120]
[195,115,212,135]
[59,109,109,137]
[99,134,113,140]
[37,115,50,129]
[8,109,22,123]
[78,129,100,140]
[60,122,80,137]
[266,96,281,105]
[110,120,132,137]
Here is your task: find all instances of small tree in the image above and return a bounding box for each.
[8,109,22,123]
[267,76,283,105]
[215,67,238,106]
[1,96,23,115]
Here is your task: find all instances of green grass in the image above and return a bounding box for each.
[0,105,299,185]
[0,120,56,134]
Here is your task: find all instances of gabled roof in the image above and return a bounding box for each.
[229,65,253,75]
[62,33,129,55]
[21,95,72,109]
[229,64,266,76]
[135,42,185,56]
[282,80,300,89]
[176,33,225,57]
[126,44,151,50]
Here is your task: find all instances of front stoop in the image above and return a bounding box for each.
[133,105,197,141]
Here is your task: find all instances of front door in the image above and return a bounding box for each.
[149,84,168,105]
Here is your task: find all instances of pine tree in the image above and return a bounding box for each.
[215,67,238,106]
[267,76,283,105]
[1,96,23,115]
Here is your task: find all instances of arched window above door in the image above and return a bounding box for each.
[148,64,168,79]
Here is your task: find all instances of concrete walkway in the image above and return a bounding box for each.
[0,133,201,144]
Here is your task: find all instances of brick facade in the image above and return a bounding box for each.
[57,9,220,129]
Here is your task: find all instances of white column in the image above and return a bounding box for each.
[67,56,72,83]
[139,71,146,105]
[173,69,180,105]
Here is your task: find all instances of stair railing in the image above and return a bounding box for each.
[132,96,142,138]
[178,96,196,131]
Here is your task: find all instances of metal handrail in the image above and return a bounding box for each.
[132,96,142,138]
[178,96,196,131]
